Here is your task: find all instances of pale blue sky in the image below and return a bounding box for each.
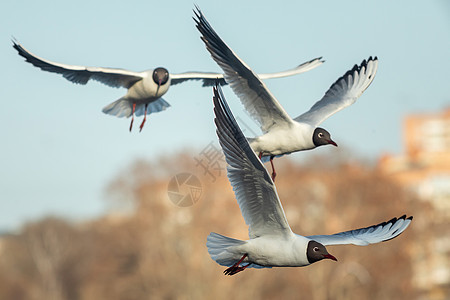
[1,1,449,230]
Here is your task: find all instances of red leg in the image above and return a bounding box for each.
[223,254,250,276]
[139,104,148,132]
[258,152,263,160]
[129,103,136,132]
[270,156,276,181]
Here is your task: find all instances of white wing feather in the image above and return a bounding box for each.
[307,215,412,246]
[195,8,314,133]
[258,57,324,80]
[171,58,323,87]
[295,57,378,127]
[213,84,292,239]
[13,39,143,88]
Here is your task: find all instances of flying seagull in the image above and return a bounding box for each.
[12,39,323,132]
[194,8,378,179]
[208,83,412,276]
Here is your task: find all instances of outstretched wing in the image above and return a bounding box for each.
[258,57,324,80]
[170,57,323,87]
[13,39,143,89]
[213,84,292,239]
[170,72,226,86]
[295,57,378,127]
[195,8,305,133]
[307,215,412,246]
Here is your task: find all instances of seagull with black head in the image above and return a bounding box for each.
[194,8,378,180]
[13,39,323,132]
[208,83,412,276]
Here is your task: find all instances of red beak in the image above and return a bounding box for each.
[327,139,338,147]
[323,253,338,261]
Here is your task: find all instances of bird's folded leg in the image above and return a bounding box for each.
[270,156,276,181]
[129,103,136,132]
[223,254,250,276]
[139,104,148,132]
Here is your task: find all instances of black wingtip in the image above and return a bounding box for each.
[366,56,378,64]
[379,215,413,243]
[11,39,26,59]
[324,56,378,93]
[11,38,20,50]
[371,214,413,230]
[11,38,31,62]
[387,216,398,224]
[192,5,202,23]
[297,56,325,68]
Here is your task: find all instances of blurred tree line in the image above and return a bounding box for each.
[0,152,426,300]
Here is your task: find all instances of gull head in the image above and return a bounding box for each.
[152,67,169,86]
[313,127,338,148]
[306,240,337,264]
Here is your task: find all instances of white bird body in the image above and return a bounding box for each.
[211,233,311,268]
[249,122,315,156]
[12,39,324,131]
[124,72,171,103]
[208,83,412,275]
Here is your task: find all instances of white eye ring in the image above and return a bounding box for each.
[313,247,319,252]
[318,133,324,138]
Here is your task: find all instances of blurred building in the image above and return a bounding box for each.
[379,108,450,299]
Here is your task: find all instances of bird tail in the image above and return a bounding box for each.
[102,97,171,118]
[102,97,133,118]
[134,98,171,117]
[206,232,246,267]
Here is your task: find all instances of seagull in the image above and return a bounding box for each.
[209,83,412,276]
[194,8,378,179]
[12,39,324,132]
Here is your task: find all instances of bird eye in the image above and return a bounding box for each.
[313,247,319,252]
[318,133,324,138]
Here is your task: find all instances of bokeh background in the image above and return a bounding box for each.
[1,1,449,299]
